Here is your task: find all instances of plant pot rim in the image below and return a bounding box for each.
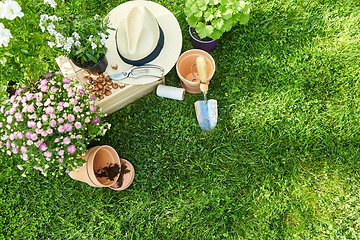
[189,26,218,43]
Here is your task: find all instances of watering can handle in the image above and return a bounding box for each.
[196,56,208,92]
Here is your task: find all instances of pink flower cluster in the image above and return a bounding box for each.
[0,74,111,176]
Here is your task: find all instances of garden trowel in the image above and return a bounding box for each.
[194,56,218,131]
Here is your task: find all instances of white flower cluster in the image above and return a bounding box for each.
[0,0,24,48]
[43,0,56,9]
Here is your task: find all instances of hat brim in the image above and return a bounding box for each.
[105,1,182,85]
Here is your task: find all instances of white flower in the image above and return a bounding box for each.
[44,0,57,9]
[72,32,80,40]
[74,40,81,47]
[0,1,5,19]
[48,41,55,48]
[0,23,13,47]
[2,0,24,20]
[91,42,97,49]
[94,14,99,20]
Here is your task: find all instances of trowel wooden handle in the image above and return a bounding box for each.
[196,56,208,92]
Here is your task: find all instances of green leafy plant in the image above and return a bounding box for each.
[184,0,252,40]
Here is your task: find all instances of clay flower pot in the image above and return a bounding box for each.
[69,145,121,187]
[176,49,216,93]
[109,158,135,191]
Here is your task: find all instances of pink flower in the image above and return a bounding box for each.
[7,116,12,124]
[70,98,78,105]
[9,107,16,115]
[58,118,64,123]
[78,89,85,94]
[89,94,94,101]
[63,77,71,84]
[85,117,90,123]
[17,165,23,170]
[57,105,64,111]
[27,105,34,113]
[45,106,55,114]
[37,122,42,128]
[6,140,10,148]
[47,128,53,134]
[90,105,96,112]
[54,138,60,143]
[27,140,33,145]
[65,170,70,174]
[81,103,85,108]
[21,146,27,153]
[31,133,38,141]
[9,134,14,140]
[50,119,56,127]
[39,143,47,151]
[64,84,70,90]
[58,125,65,133]
[64,123,72,132]
[63,102,69,108]
[41,85,49,92]
[58,158,64,163]
[50,86,58,93]
[63,137,71,144]
[28,120,36,128]
[68,91,75,97]
[75,122,82,129]
[25,131,33,139]
[41,131,48,137]
[22,153,28,161]
[67,145,76,153]
[17,132,24,139]
[74,106,81,112]
[68,114,75,122]
[44,151,52,158]
[42,114,48,121]
[44,99,51,106]
[40,79,48,85]
[76,135,82,139]
[93,117,100,124]
[58,150,64,156]
[15,112,23,121]
[12,147,18,154]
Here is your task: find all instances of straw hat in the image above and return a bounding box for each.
[105,0,182,85]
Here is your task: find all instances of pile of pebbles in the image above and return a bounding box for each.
[85,73,126,100]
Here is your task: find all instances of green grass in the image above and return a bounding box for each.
[1,0,360,239]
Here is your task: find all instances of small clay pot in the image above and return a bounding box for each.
[176,49,215,93]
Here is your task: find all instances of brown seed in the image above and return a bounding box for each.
[101,80,106,85]
[84,76,91,80]
[94,86,99,91]
[105,86,111,91]
[106,81,113,85]
[105,76,110,81]
[97,77,104,82]
[111,64,118,70]
[98,83,103,90]
[105,90,112,96]
[112,83,119,89]
[99,95,104,100]
[100,89,106,94]
[91,87,95,92]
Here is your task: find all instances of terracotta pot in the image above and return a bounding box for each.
[71,54,108,75]
[69,145,121,187]
[176,49,216,93]
[189,26,218,53]
[109,158,135,191]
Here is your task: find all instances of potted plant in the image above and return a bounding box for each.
[0,72,111,177]
[184,0,252,52]
[39,9,113,75]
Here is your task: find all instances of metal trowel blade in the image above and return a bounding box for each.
[194,99,218,131]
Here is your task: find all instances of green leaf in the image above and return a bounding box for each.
[85,52,98,63]
[210,29,223,40]
[235,0,246,11]
[186,16,201,28]
[223,18,234,31]
[238,12,250,24]
[197,0,209,11]
[195,22,214,39]
[212,18,224,30]
[204,11,214,22]
[243,2,252,14]
[222,8,234,20]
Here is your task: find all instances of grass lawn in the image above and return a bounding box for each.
[1,0,360,238]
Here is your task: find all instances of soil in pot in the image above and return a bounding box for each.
[94,163,120,181]
[114,161,131,187]
[190,27,213,42]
